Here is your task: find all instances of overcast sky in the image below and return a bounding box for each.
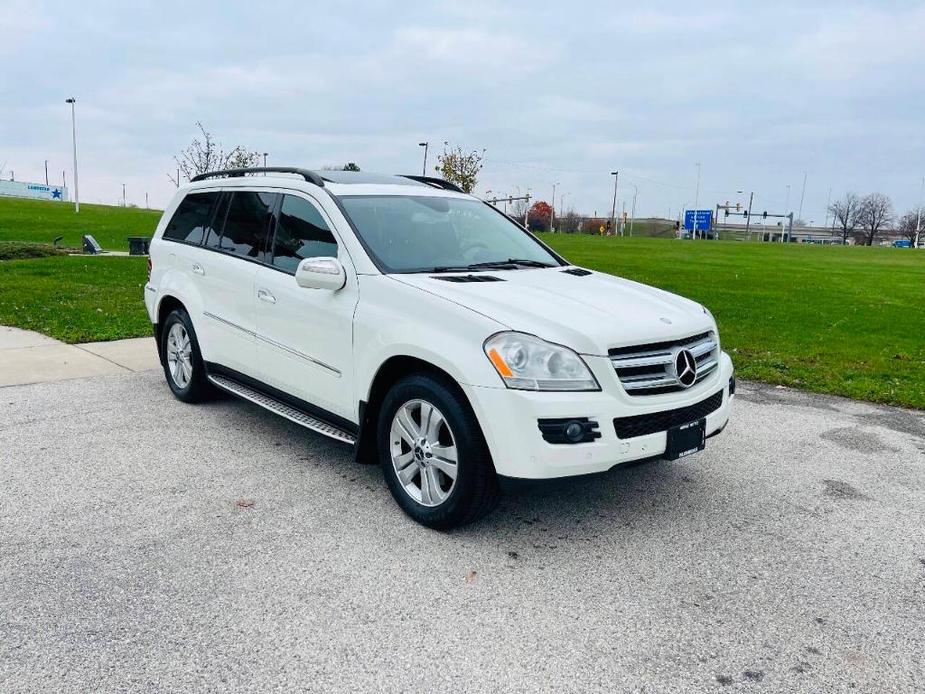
[2,0,924,224]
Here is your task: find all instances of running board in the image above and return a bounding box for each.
[207,374,357,445]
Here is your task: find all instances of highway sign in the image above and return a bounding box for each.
[684,209,712,231]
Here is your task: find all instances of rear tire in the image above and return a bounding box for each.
[160,308,213,403]
[378,373,500,529]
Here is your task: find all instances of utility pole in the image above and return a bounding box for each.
[145,192,149,209]
[122,183,127,207]
[692,163,701,239]
[176,168,180,188]
[823,187,831,231]
[610,171,619,236]
[419,142,428,176]
[629,184,638,237]
[745,191,754,240]
[44,160,48,185]
[263,153,268,175]
[523,193,530,228]
[798,171,807,222]
[65,97,79,213]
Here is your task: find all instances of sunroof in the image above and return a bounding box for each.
[318,171,423,185]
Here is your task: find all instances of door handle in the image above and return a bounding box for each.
[257,288,277,304]
[192,263,204,275]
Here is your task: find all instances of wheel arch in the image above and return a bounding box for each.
[154,294,187,363]
[355,355,473,465]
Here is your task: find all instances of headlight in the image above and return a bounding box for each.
[483,332,600,391]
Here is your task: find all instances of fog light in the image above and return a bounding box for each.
[537,417,601,444]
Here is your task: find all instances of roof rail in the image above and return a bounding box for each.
[190,167,325,187]
[399,175,464,193]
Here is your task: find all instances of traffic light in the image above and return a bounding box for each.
[743,210,749,218]
[736,202,741,211]
[724,208,729,218]
[675,220,680,230]
[763,211,768,219]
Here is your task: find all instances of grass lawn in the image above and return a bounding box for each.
[0,256,151,343]
[1,232,923,408]
[0,197,161,251]
[544,235,925,409]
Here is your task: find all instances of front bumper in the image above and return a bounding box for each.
[464,351,734,479]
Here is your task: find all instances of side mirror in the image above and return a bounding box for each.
[295,256,346,290]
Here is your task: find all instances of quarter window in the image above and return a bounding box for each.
[216,191,278,259]
[162,192,220,244]
[271,195,338,273]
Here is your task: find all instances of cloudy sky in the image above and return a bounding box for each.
[2,0,924,224]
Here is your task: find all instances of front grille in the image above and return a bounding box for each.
[613,390,724,439]
[609,331,719,395]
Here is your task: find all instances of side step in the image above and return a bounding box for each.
[207,374,357,445]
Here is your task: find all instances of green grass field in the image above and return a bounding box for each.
[544,235,925,408]
[0,197,161,251]
[0,256,151,343]
[0,196,923,408]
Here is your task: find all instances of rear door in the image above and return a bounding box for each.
[197,189,278,376]
[254,192,358,421]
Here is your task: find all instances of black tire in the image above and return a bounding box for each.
[377,372,500,529]
[160,308,213,403]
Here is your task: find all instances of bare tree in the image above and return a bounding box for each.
[435,144,484,193]
[828,192,860,243]
[856,193,894,246]
[168,122,261,185]
[894,207,924,245]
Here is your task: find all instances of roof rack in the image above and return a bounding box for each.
[399,175,464,193]
[190,167,325,187]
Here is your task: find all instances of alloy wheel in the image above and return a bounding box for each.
[166,322,193,389]
[389,399,459,507]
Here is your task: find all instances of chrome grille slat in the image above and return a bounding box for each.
[610,331,720,396]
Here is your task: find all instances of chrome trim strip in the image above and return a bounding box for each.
[203,312,341,377]
[203,311,256,337]
[256,334,341,377]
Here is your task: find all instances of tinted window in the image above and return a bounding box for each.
[204,193,231,250]
[163,192,219,243]
[271,195,338,272]
[215,191,277,259]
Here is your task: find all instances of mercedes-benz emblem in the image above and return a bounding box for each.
[672,348,698,388]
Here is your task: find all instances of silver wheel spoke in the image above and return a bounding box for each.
[396,406,420,443]
[430,455,457,480]
[424,407,444,443]
[394,451,415,469]
[420,466,434,505]
[397,462,419,485]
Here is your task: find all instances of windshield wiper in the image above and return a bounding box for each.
[465,258,556,269]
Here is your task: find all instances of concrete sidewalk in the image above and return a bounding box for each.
[0,326,159,387]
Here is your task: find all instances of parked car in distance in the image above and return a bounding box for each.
[145,168,734,528]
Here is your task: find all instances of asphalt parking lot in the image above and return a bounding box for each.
[1,370,923,692]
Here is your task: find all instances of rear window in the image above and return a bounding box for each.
[162,192,220,243]
[214,191,278,259]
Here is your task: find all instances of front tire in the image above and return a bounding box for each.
[378,373,500,529]
[160,308,213,403]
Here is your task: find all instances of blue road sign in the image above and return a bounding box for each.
[684,209,713,231]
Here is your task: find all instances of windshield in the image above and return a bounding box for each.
[337,195,563,273]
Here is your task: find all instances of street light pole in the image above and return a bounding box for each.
[798,170,807,222]
[745,191,754,240]
[44,159,48,185]
[65,97,79,213]
[263,152,268,175]
[419,142,428,176]
[122,183,126,207]
[551,181,558,232]
[610,171,619,236]
[915,176,924,249]
[692,163,701,239]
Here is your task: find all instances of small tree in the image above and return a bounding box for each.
[435,144,483,193]
[342,162,361,171]
[527,201,553,232]
[856,193,894,246]
[828,192,860,243]
[168,122,261,184]
[895,207,924,245]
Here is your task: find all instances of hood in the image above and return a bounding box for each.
[393,267,715,355]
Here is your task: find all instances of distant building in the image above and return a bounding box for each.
[0,179,69,202]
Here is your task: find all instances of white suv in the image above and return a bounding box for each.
[145,167,734,528]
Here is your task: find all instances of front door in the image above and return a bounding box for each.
[254,192,358,421]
